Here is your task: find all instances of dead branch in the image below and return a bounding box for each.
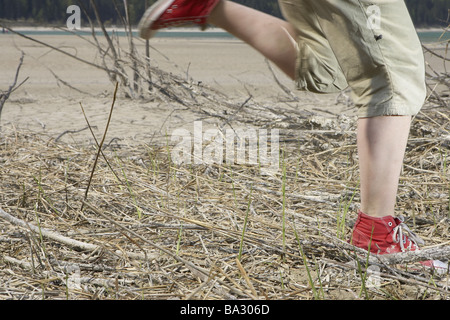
[0,25,115,75]
[0,51,28,127]
[0,206,159,261]
[89,0,119,62]
[82,82,118,206]
[55,125,97,142]
[423,44,450,62]
[0,206,98,252]
[376,246,450,267]
[265,58,299,102]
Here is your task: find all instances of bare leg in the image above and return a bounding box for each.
[208,1,412,219]
[208,0,298,79]
[357,116,412,218]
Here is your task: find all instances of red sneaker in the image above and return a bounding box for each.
[351,211,448,273]
[138,0,221,39]
[351,211,424,255]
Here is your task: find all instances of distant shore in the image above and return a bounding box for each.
[3,25,449,32]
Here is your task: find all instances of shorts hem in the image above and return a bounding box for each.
[357,103,423,118]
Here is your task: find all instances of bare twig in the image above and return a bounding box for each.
[0,51,28,126]
[81,82,119,208]
[265,58,299,102]
[376,246,450,267]
[0,25,113,74]
[55,125,97,142]
[423,44,450,62]
[0,207,98,252]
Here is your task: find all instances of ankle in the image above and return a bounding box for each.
[360,206,394,219]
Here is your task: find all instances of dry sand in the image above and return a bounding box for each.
[0,31,448,146]
[0,33,332,145]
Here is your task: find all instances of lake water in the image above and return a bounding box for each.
[3,28,449,44]
[155,30,450,43]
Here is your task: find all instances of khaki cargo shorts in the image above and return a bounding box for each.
[278,0,426,118]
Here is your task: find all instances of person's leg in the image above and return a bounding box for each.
[210,1,418,223]
[208,1,298,80]
[139,0,418,221]
[274,0,436,260]
[357,116,412,218]
[138,0,447,269]
[210,0,349,93]
[139,0,347,93]
[305,0,424,216]
[352,115,426,256]
[210,2,414,219]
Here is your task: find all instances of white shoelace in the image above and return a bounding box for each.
[391,217,449,274]
[392,216,425,252]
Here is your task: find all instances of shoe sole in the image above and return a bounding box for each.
[138,0,176,40]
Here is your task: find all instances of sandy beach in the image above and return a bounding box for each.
[1,29,447,147]
[0,32,318,146]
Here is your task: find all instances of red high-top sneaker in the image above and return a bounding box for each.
[351,211,424,255]
[351,211,448,273]
[138,0,221,39]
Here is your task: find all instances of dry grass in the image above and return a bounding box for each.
[0,97,448,300]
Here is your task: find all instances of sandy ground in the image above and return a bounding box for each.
[0,33,307,146]
[0,31,448,146]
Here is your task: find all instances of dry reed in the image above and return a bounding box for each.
[0,97,448,300]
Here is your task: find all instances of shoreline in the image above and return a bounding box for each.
[2,26,448,49]
[2,26,231,33]
[3,25,449,35]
